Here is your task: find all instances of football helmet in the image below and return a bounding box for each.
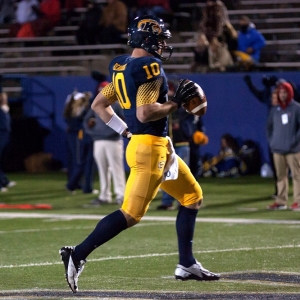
[127,15,173,61]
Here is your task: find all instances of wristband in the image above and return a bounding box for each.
[106,114,128,135]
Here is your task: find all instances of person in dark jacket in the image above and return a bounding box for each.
[266,82,300,211]
[76,0,102,46]
[64,90,94,193]
[0,92,16,192]
[233,15,266,70]
[244,74,278,196]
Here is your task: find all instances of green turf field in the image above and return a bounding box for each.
[0,172,299,299]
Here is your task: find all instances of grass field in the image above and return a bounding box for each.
[0,172,300,299]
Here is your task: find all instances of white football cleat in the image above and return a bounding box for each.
[175,260,220,281]
[59,246,86,293]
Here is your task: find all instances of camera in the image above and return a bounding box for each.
[262,75,278,87]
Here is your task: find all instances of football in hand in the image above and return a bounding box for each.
[183,82,207,116]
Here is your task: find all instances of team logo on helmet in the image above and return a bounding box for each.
[137,19,162,35]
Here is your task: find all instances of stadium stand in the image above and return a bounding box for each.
[0,1,300,76]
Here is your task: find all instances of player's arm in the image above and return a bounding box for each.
[91,82,130,137]
[91,82,116,123]
[137,98,178,123]
[137,78,198,123]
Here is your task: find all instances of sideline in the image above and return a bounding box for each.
[1,212,300,224]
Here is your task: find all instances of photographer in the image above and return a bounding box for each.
[244,74,278,109]
[243,74,279,198]
[244,75,300,107]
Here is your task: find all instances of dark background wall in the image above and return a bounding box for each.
[5,71,300,171]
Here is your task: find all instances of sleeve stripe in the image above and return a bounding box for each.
[136,78,163,107]
[101,82,118,104]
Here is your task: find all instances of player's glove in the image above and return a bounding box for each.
[171,79,199,108]
[122,128,132,139]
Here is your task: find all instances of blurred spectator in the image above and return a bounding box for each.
[189,116,208,180]
[64,91,94,194]
[199,0,229,43]
[202,133,241,178]
[98,0,128,44]
[0,0,15,25]
[63,0,85,11]
[208,36,234,72]
[9,0,39,37]
[244,74,278,196]
[14,0,61,38]
[276,78,300,104]
[220,20,238,59]
[84,82,126,205]
[266,82,300,211]
[238,139,261,176]
[222,0,240,9]
[243,75,300,196]
[244,75,278,109]
[90,70,108,96]
[190,33,209,73]
[233,15,266,70]
[76,0,102,46]
[192,0,235,73]
[191,31,234,73]
[15,0,39,24]
[63,0,85,26]
[0,92,16,192]
[136,0,172,18]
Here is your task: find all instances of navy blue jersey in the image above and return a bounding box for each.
[109,54,169,137]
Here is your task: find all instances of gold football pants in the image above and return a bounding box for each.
[121,135,203,222]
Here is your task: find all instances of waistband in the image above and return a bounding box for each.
[131,134,168,146]
[174,142,189,147]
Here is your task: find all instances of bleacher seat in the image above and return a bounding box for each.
[0,0,300,78]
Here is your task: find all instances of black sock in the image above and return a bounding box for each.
[176,205,198,267]
[73,210,128,261]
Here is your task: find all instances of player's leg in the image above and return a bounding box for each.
[67,141,128,261]
[60,140,125,293]
[59,207,128,292]
[121,135,167,222]
[160,157,220,281]
[59,135,167,292]
[157,145,190,210]
[161,156,201,266]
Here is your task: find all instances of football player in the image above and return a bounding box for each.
[59,15,220,293]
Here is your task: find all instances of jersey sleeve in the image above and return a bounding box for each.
[134,57,164,107]
[100,82,118,104]
[136,77,163,107]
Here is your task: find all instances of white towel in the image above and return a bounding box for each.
[162,136,179,182]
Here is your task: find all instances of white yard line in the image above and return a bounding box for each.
[1,212,300,224]
[1,244,300,269]
[0,222,172,234]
